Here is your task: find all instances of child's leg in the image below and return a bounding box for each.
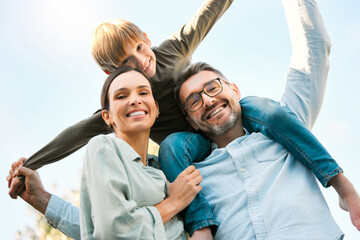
[241,96,343,187]
[159,132,217,236]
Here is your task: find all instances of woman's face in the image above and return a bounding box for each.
[103,70,158,136]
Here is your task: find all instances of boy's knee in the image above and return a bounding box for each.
[241,96,294,122]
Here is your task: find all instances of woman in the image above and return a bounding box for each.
[80,66,202,239]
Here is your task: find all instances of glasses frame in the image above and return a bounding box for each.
[182,77,229,112]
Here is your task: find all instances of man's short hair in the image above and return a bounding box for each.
[174,62,226,115]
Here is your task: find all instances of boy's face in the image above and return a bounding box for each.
[179,70,242,138]
[120,39,156,79]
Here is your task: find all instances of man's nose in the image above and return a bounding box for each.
[202,93,216,108]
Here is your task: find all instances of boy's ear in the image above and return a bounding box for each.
[143,32,151,47]
[230,83,241,100]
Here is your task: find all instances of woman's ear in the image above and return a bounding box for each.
[155,101,160,118]
[102,110,112,126]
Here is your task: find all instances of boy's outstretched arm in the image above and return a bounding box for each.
[23,110,109,170]
[157,0,233,64]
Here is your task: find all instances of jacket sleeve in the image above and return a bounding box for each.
[24,110,110,170]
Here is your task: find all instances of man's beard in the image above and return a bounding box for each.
[200,109,242,138]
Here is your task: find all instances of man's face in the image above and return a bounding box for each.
[179,70,242,138]
[119,38,157,79]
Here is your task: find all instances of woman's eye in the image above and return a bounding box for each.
[140,91,148,95]
[117,95,126,99]
[137,44,142,51]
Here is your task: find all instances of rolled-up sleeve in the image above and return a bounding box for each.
[280,0,331,129]
[45,194,80,240]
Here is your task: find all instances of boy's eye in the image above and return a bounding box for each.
[137,44,142,51]
[123,58,130,64]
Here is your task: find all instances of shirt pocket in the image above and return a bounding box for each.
[247,138,287,163]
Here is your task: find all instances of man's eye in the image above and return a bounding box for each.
[207,85,219,93]
[191,99,199,106]
[137,44,142,51]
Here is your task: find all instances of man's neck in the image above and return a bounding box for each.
[212,122,245,148]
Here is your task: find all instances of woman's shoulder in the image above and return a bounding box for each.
[87,134,139,160]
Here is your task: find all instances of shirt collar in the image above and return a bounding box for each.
[211,128,250,151]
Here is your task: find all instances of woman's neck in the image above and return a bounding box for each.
[116,130,150,166]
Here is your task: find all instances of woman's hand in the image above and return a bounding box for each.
[155,165,202,224]
[167,165,202,211]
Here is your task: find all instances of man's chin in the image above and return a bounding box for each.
[201,112,240,138]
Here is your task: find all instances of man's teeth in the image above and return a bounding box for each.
[209,106,224,118]
[129,111,145,117]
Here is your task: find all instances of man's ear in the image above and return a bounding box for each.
[186,116,199,131]
[102,110,112,126]
[143,32,151,47]
[230,83,241,100]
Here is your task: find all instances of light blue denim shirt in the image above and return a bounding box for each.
[194,0,344,239]
[196,130,343,239]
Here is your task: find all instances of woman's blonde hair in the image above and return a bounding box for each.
[91,20,147,74]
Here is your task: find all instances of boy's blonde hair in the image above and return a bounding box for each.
[91,20,147,74]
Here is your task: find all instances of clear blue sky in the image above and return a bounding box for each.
[1,0,360,239]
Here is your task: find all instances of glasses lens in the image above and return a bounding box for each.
[186,93,202,111]
[204,79,222,96]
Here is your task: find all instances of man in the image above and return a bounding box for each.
[158,0,359,238]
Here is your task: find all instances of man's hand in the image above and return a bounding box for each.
[329,172,360,231]
[7,157,26,199]
[7,157,51,215]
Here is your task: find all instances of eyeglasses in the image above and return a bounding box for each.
[182,77,229,112]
